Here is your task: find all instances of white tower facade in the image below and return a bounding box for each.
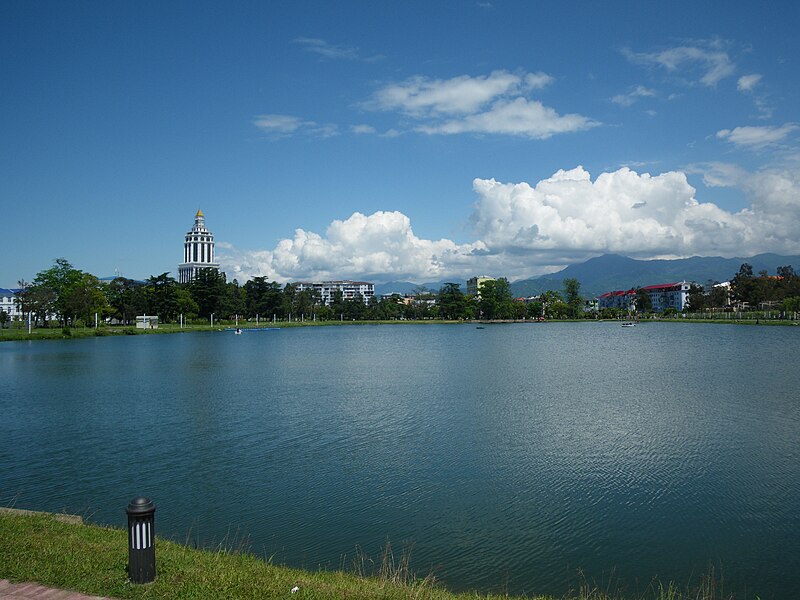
[178,209,220,283]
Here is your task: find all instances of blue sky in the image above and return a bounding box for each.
[3,1,799,287]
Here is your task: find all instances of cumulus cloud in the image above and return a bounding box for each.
[364,70,596,139]
[253,114,339,139]
[716,123,797,149]
[218,167,800,283]
[469,166,800,260]
[219,211,488,283]
[623,42,735,86]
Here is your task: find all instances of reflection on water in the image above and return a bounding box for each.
[2,323,799,598]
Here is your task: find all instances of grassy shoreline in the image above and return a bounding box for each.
[0,511,739,600]
[1,315,797,343]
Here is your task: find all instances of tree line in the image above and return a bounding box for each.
[685,263,800,313]
[18,257,793,328]
[8,259,594,327]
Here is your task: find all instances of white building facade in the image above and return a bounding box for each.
[294,281,375,305]
[178,209,220,283]
[597,281,692,312]
[642,281,691,312]
[0,288,23,320]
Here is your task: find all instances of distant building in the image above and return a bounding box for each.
[712,281,732,306]
[0,288,22,320]
[641,281,691,312]
[467,276,495,297]
[597,281,692,312]
[294,281,375,305]
[136,315,159,329]
[178,209,220,284]
[597,289,637,311]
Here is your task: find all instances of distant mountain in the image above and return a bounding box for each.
[510,253,800,299]
[374,280,465,296]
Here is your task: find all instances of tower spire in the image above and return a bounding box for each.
[178,210,219,283]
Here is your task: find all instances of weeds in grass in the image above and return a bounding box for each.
[351,539,437,595]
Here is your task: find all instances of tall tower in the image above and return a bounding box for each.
[178,209,220,283]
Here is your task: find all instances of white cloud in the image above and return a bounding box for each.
[469,166,800,261]
[524,72,554,90]
[252,114,309,135]
[611,85,656,107]
[352,124,376,135]
[253,114,338,139]
[737,73,762,92]
[417,97,598,139]
[716,123,797,149]
[293,37,382,62]
[623,42,735,86]
[368,70,527,115]
[365,70,595,139]
[219,211,488,283]
[218,167,800,283]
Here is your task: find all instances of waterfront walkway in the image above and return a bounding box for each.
[0,580,115,600]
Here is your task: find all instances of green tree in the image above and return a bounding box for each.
[685,284,706,312]
[546,300,570,319]
[30,258,84,325]
[731,263,755,306]
[705,283,729,309]
[783,296,800,313]
[0,309,7,329]
[282,283,298,319]
[329,289,345,319]
[563,278,583,318]
[634,288,652,314]
[104,277,145,325]
[62,272,109,325]
[243,277,283,319]
[143,273,180,321]
[437,282,467,320]
[189,268,227,319]
[175,287,199,321]
[776,265,799,300]
[223,279,247,319]
[478,278,514,320]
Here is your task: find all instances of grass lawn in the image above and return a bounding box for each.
[0,511,737,600]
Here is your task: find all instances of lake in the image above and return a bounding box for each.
[2,322,799,598]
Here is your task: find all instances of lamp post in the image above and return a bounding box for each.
[126,497,156,583]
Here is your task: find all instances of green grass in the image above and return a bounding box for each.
[1,315,796,343]
[0,320,467,342]
[0,512,740,600]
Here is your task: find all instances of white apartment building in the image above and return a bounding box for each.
[0,288,23,319]
[294,281,375,305]
[642,281,691,312]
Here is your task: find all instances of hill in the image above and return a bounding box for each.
[510,253,800,298]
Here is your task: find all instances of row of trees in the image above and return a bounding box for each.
[685,263,800,313]
[9,260,594,327]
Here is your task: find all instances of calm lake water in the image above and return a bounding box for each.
[2,323,799,598]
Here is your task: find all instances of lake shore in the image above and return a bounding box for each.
[0,510,735,600]
[1,315,797,343]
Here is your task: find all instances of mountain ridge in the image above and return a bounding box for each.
[509,253,800,298]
